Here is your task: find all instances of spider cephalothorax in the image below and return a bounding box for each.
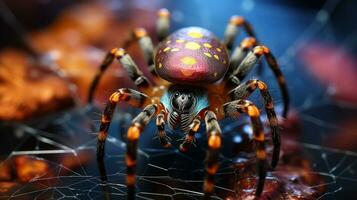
[161,84,208,132]
[88,8,290,200]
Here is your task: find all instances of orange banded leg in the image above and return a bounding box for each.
[229,45,290,117]
[203,111,221,199]
[156,8,170,42]
[96,88,150,161]
[109,27,158,78]
[156,110,171,148]
[130,28,159,77]
[87,48,151,103]
[126,104,157,199]
[223,16,257,52]
[179,116,201,152]
[223,100,267,196]
[225,37,258,82]
[229,79,280,168]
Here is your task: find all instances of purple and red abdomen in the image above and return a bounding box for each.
[154,27,229,84]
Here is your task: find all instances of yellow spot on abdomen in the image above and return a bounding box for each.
[181,56,197,65]
[204,43,212,48]
[176,39,185,43]
[185,42,201,50]
[214,55,219,60]
[216,48,222,52]
[203,52,212,57]
[171,48,180,52]
[187,31,203,38]
[158,63,163,68]
[163,47,171,52]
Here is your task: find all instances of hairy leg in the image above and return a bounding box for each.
[126,104,158,199]
[223,16,258,52]
[203,111,222,199]
[227,46,289,117]
[179,116,201,152]
[229,79,280,168]
[87,48,152,103]
[96,88,151,160]
[225,37,257,80]
[156,109,172,148]
[222,100,267,196]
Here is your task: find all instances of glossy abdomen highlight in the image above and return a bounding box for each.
[155,27,229,84]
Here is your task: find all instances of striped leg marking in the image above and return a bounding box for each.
[126,104,157,199]
[156,110,172,148]
[109,27,157,78]
[132,28,159,77]
[223,100,267,196]
[87,48,152,103]
[225,37,258,81]
[179,116,201,152]
[203,111,221,199]
[223,16,257,52]
[229,79,280,168]
[228,46,290,117]
[96,88,150,161]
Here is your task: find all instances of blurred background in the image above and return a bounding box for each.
[0,0,356,199]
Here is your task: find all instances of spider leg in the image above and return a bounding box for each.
[128,27,171,80]
[179,116,201,152]
[229,79,280,168]
[203,111,222,199]
[156,109,172,148]
[126,104,158,199]
[130,28,158,78]
[223,16,258,52]
[227,46,289,117]
[87,48,152,103]
[222,100,267,196]
[156,8,170,42]
[96,88,151,161]
[225,37,258,80]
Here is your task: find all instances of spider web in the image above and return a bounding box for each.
[1,0,357,199]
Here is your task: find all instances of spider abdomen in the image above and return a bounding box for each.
[155,27,229,84]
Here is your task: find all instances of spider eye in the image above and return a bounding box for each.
[188,93,193,99]
[174,92,180,97]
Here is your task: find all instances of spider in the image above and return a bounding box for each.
[89,8,289,199]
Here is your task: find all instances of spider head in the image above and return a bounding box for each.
[161,84,208,131]
[171,90,196,113]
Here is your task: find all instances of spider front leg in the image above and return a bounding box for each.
[96,88,151,161]
[156,109,172,148]
[203,111,222,199]
[229,79,280,168]
[87,48,152,103]
[223,16,258,52]
[222,100,267,196]
[228,46,290,117]
[179,116,201,152]
[126,104,158,199]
